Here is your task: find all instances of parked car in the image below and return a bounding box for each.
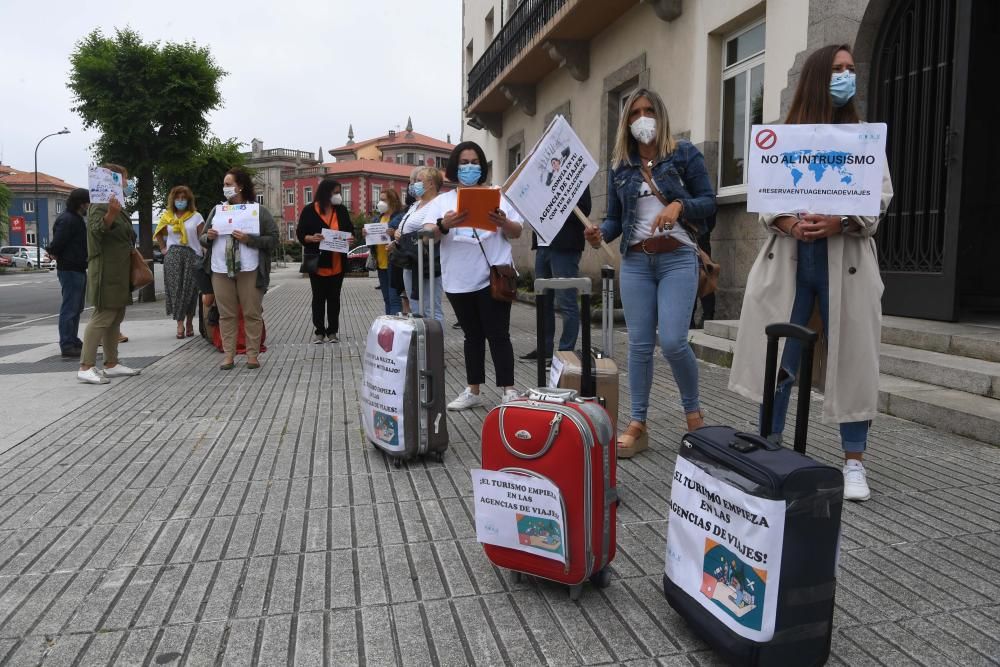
[347,244,370,273]
[0,253,11,268]
[0,246,55,270]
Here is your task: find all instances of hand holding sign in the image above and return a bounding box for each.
[320,229,351,253]
[213,203,260,236]
[88,166,124,205]
[364,223,391,245]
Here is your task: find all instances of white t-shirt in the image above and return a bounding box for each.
[399,201,432,234]
[627,182,695,248]
[421,189,524,294]
[166,212,204,256]
[211,236,259,274]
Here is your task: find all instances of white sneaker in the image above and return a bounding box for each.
[77,368,110,385]
[312,334,325,344]
[448,388,485,411]
[103,364,140,378]
[843,460,871,501]
[502,389,520,404]
[327,334,339,343]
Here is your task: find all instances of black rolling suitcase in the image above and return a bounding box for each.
[663,323,843,666]
[361,229,449,466]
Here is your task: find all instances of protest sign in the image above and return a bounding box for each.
[320,229,351,253]
[504,115,598,245]
[665,456,786,642]
[360,319,412,452]
[212,203,260,236]
[364,223,391,245]
[473,468,567,563]
[88,166,124,205]
[747,123,887,216]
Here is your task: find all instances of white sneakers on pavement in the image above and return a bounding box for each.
[843,460,871,501]
[447,388,485,411]
[502,389,520,404]
[312,334,325,344]
[104,364,140,378]
[77,368,110,385]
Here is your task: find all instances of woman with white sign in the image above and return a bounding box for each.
[584,89,717,457]
[728,45,894,502]
[368,188,403,315]
[296,178,355,343]
[200,168,279,369]
[395,166,445,322]
[426,142,525,409]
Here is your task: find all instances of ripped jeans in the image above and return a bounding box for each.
[762,239,868,453]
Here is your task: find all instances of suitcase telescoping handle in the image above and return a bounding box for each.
[533,277,594,397]
[600,265,615,359]
[416,228,436,318]
[760,322,819,454]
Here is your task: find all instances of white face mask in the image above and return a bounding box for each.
[331,194,343,206]
[376,200,389,213]
[630,116,657,145]
[223,186,237,200]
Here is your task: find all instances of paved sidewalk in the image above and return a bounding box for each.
[1,275,998,666]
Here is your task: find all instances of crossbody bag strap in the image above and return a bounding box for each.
[639,163,699,242]
[472,229,492,269]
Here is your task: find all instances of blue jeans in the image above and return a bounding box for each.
[57,270,86,351]
[377,268,402,315]
[764,239,868,453]
[403,269,444,322]
[535,247,582,357]
[619,246,700,420]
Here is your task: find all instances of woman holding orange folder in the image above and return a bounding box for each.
[425,141,525,410]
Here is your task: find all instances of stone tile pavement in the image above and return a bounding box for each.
[1,275,998,666]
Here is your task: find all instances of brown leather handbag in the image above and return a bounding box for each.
[639,164,721,297]
[475,230,517,302]
[129,249,154,290]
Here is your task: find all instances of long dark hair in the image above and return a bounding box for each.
[445,141,488,184]
[785,44,860,124]
[226,167,256,203]
[315,178,341,213]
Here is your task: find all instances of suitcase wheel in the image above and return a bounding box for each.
[392,457,402,469]
[569,584,583,601]
[509,571,522,585]
[589,568,612,589]
[432,451,445,463]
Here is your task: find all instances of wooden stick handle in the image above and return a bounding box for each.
[573,206,615,261]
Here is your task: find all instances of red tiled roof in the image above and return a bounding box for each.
[0,167,80,191]
[318,160,418,178]
[376,131,454,152]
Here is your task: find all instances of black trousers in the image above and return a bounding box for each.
[447,286,515,387]
[309,273,345,335]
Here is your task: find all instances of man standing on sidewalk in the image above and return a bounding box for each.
[47,188,90,358]
[521,185,591,366]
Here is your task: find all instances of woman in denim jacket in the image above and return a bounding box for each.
[585,88,717,457]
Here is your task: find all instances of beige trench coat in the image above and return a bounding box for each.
[728,167,894,425]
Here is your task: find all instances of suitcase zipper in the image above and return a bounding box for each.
[684,435,782,495]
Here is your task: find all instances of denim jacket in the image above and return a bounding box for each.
[599,140,717,252]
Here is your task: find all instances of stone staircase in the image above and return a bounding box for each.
[690,316,1000,446]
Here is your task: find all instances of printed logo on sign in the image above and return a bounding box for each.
[755,129,777,150]
[701,539,767,630]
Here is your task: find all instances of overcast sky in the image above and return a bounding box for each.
[0,0,463,188]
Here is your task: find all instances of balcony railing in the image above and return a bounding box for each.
[246,148,317,161]
[467,0,568,106]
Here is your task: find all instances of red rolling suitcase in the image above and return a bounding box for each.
[477,277,618,600]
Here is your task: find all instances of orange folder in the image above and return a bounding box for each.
[455,187,502,232]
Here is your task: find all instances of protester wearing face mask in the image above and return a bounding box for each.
[424,142,525,409]
[77,164,143,384]
[201,168,279,368]
[584,89,717,457]
[395,166,445,322]
[295,178,355,343]
[48,188,91,358]
[154,185,204,339]
[729,45,893,502]
[367,188,403,315]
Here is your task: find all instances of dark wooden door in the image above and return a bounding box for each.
[870,0,971,321]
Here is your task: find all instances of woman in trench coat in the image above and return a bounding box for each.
[729,44,893,503]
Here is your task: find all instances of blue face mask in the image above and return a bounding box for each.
[410,182,425,198]
[457,163,482,186]
[830,70,856,108]
[174,199,188,211]
[124,181,136,197]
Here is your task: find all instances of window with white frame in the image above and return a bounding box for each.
[303,186,313,204]
[372,184,382,206]
[341,184,352,210]
[26,231,37,245]
[23,201,35,213]
[284,188,295,205]
[256,194,264,205]
[287,224,296,241]
[417,154,425,166]
[719,20,765,192]
[56,201,64,214]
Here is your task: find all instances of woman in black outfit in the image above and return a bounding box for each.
[296,178,354,343]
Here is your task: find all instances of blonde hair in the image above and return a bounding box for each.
[167,185,196,214]
[414,166,443,192]
[611,88,676,167]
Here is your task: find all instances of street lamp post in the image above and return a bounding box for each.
[34,128,71,268]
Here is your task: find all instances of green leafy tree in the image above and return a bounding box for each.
[68,27,225,300]
[0,182,10,243]
[155,137,248,218]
